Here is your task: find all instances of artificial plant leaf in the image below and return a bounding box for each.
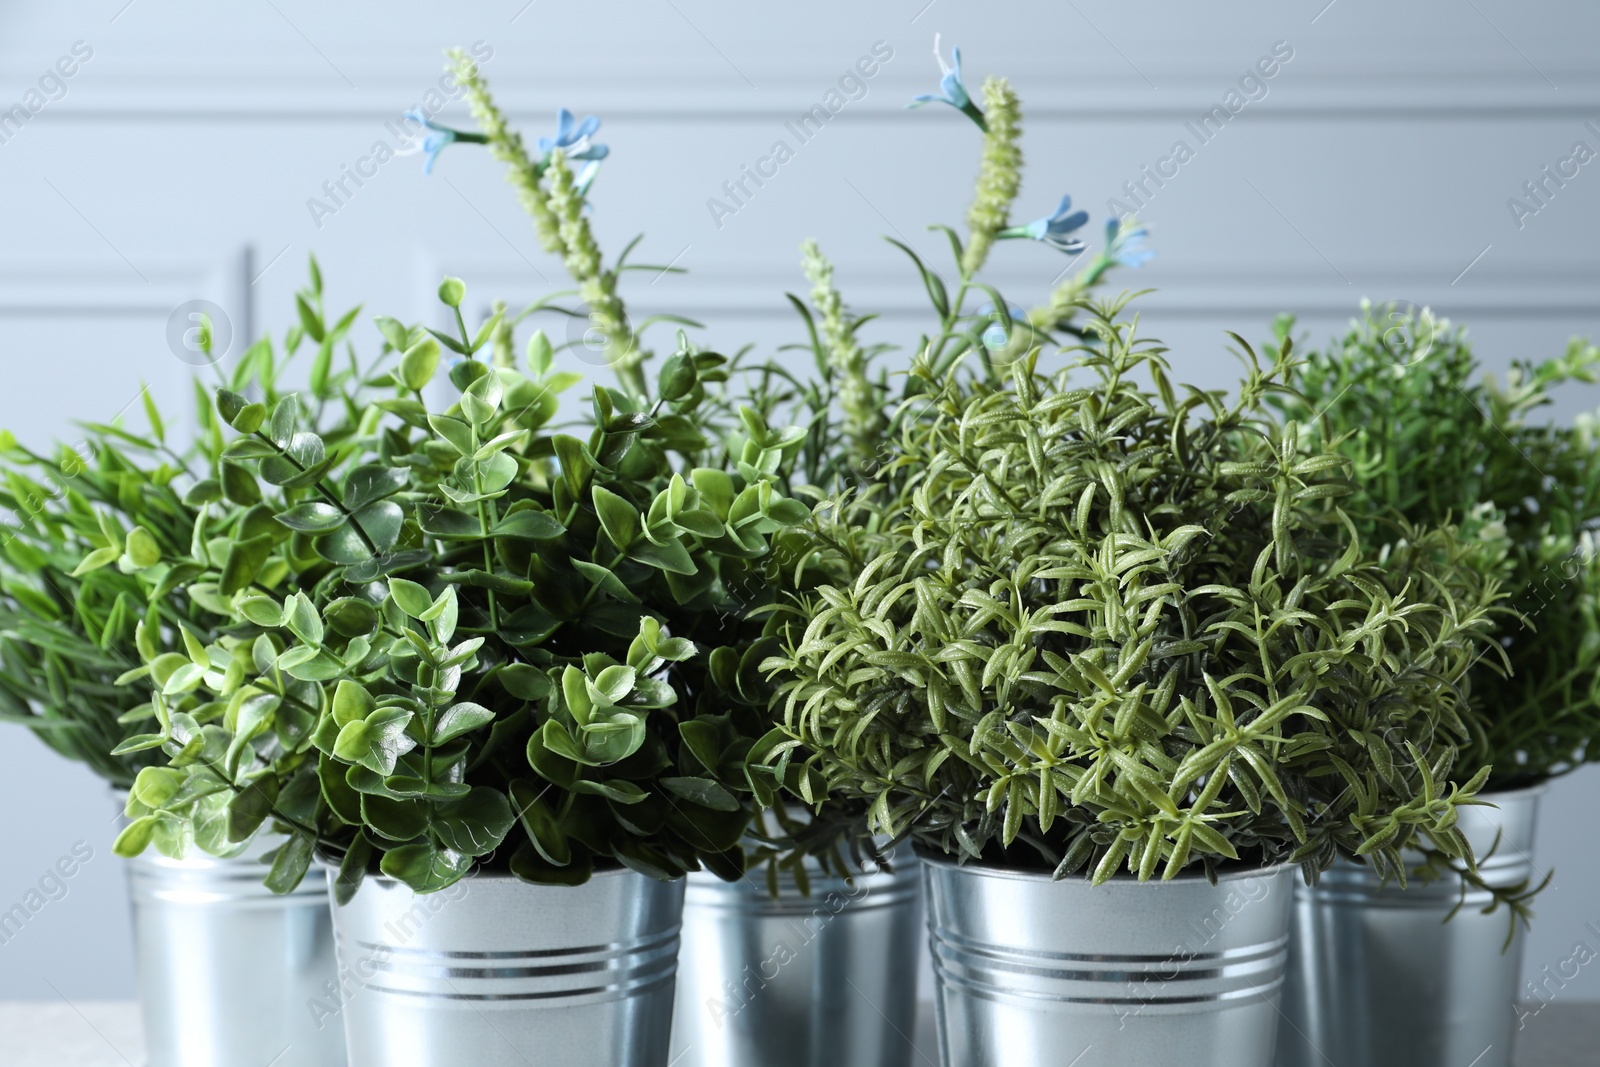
[264,832,316,894]
[361,793,429,842]
[276,503,346,533]
[334,707,418,775]
[335,832,375,905]
[431,786,515,855]
[492,509,566,541]
[433,701,496,744]
[379,841,472,894]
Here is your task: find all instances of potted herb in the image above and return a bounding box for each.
[1272,307,1593,1067]
[115,107,811,1067]
[667,41,1159,1067]
[0,270,352,1067]
[660,232,926,1067]
[761,288,1506,1065]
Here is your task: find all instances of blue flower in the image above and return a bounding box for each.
[999,195,1091,254]
[537,108,609,162]
[401,108,458,175]
[907,35,986,129]
[1105,218,1154,269]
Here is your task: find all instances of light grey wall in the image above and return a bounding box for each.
[1,0,1599,1025]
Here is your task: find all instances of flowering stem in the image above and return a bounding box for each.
[446,48,648,402]
[962,77,1023,278]
[925,279,973,379]
[801,240,884,475]
[448,48,563,254]
[546,152,647,400]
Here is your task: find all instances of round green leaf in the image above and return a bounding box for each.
[400,337,441,392]
[276,502,346,533]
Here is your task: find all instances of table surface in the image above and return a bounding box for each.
[0,1000,1592,1065]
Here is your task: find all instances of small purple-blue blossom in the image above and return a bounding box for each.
[1106,218,1154,268]
[402,108,458,175]
[538,109,609,162]
[999,195,1090,254]
[907,35,986,129]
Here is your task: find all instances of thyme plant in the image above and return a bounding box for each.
[764,297,1503,886]
[1278,305,1600,788]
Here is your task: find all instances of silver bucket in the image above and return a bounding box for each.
[1277,786,1543,1067]
[126,835,346,1067]
[922,852,1296,1067]
[327,867,684,1067]
[669,851,922,1067]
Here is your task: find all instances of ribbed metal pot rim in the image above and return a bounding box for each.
[127,840,331,904]
[349,862,645,891]
[333,863,683,1008]
[914,844,1289,889]
[683,859,920,916]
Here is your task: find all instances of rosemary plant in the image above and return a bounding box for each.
[736,42,1153,882]
[1278,305,1600,788]
[764,292,1504,886]
[0,264,358,798]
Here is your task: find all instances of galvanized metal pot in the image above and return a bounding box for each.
[1277,786,1543,1067]
[328,866,684,1067]
[126,835,345,1067]
[922,850,1295,1067]
[669,851,922,1067]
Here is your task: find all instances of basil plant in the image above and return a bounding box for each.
[114,273,809,897]
[764,295,1506,892]
[1279,306,1600,789]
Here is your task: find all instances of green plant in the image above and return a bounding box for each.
[0,432,181,787]
[1276,305,1600,788]
[721,45,1152,882]
[764,299,1503,889]
[85,48,820,897]
[0,265,360,795]
[111,263,812,895]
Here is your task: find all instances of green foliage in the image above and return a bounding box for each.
[764,299,1502,887]
[1277,305,1600,787]
[0,264,351,787]
[112,274,810,896]
[734,53,1148,881]
[0,438,181,786]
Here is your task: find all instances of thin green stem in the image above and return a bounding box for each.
[249,431,379,556]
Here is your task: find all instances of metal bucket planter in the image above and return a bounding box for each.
[922,851,1296,1067]
[328,867,684,1067]
[669,851,922,1067]
[1277,786,1543,1067]
[126,835,345,1067]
